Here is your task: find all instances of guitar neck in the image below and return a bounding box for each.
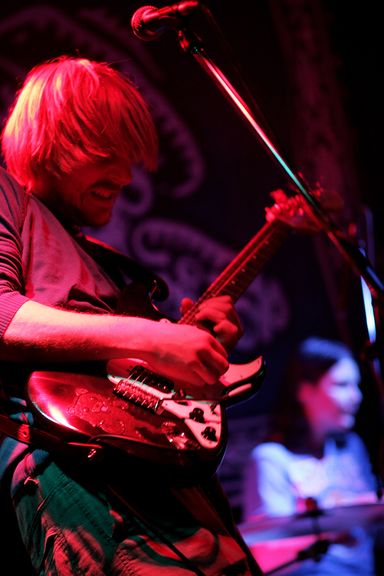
[180,217,292,325]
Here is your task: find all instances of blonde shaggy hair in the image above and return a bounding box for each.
[1,56,158,191]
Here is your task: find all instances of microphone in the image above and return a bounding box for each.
[131,1,200,41]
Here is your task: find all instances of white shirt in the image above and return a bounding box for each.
[243,433,379,575]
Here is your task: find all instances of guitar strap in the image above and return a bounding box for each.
[0,413,105,463]
[79,234,169,301]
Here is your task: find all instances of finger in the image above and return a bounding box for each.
[195,298,238,320]
[194,348,229,384]
[179,297,195,316]
[194,308,242,337]
[213,319,240,346]
[194,307,228,324]
[197,295,233,312]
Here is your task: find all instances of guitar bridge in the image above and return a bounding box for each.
[109,364,174,412]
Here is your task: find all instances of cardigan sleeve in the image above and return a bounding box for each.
[0,168,30,338]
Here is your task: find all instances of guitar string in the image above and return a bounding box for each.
[180,220,291,325]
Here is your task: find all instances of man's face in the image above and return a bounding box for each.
[45,159,132,227]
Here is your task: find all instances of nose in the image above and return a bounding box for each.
[120,168,132,186]
[115,174,131,188]
[349,383,363,411]
[119,163,132,186]
[109,160,132,187]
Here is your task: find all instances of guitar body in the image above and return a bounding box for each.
[27,355,265,472]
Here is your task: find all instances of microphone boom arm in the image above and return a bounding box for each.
[175,23,384,404]
[131,2,384,482]
[131,6,384,394]
[176,27,384,299]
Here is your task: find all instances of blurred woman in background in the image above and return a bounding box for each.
[243,336,383,575]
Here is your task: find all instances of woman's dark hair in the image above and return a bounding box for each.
[270,336,356,450]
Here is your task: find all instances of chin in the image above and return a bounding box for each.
[87,214,112,227]
[339,415,355,430]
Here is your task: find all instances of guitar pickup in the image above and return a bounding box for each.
[126,365,174,393]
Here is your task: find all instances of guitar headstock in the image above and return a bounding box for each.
[265,187,342,233]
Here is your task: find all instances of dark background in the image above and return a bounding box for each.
[1,0,383,518]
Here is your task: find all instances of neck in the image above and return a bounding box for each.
[306,434,326,458]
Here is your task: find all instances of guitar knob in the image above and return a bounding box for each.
[201,426,217,441]
[189,407,205,423]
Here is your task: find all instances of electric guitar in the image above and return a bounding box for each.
[26,191,322,472]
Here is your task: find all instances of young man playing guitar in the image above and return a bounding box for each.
[0,55,264,575]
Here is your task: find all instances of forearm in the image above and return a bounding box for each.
[0,299,232,392]
[0,300,157,363]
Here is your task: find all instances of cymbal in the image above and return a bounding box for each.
[239,503,384,544]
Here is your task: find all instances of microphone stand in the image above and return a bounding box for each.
[170,15,384,481]
[175,24,384,301]
[173,18,384,364]
[130,1,384,484]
